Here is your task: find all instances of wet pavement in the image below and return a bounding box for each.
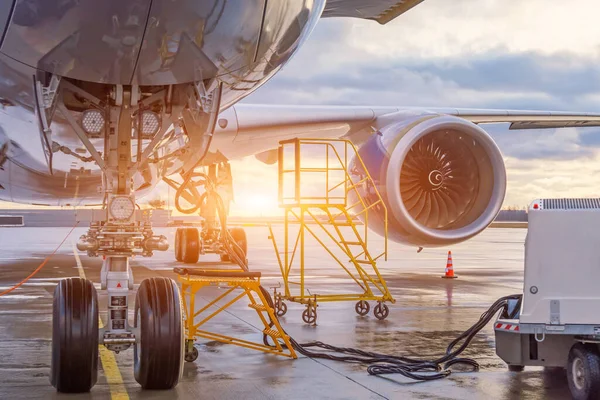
[0,226,573,399]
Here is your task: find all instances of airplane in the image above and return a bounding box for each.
[1,0,599,394]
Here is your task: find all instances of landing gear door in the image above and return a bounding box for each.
[0,1,14,45]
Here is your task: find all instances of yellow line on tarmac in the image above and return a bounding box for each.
[72,243,130,400]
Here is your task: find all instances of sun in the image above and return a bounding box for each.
[231,193,280,217]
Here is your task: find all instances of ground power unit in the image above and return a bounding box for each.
[495,198,600,400]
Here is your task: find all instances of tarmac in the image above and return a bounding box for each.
[0,226,573,399]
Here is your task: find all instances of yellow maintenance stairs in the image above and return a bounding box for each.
[175,267,297,361]
[269,138,395,324]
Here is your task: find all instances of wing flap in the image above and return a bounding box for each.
[322,0,425,24]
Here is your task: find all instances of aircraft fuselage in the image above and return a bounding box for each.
[0,0,325,205]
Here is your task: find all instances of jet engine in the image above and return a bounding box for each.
[351,114,506,247]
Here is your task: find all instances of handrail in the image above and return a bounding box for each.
[277,138,388,261]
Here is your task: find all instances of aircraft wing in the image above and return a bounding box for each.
[216,104,600,160]
[322,0,426,24]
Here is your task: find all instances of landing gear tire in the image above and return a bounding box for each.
[275,301,288,317]
[220,227,247,263]
[567,343,600,400]
[134,277,184,390]
[175,228,183,262]
[181,228,200,264]
[302,305,317,325]
[373,302,389,321]
[508,365,525,372]
[355,301,370,316]
[50,278,99,393]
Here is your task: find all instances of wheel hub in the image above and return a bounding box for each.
[573,357,586,390]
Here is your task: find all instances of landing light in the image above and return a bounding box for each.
[81,109,105,136]
[109,196,135,221]
[140,111,160,136]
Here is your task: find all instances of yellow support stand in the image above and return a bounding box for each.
[175,267,297,360]
[269,138,395,324]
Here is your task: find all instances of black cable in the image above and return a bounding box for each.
[258,287,521,381]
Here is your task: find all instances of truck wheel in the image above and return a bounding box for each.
[51,278,99,393]
[567,343,600,400]
[134,277,184,389]
[182,228,200,264]
[174,228,183,262]
[508,365,524,372]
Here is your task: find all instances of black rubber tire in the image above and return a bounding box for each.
[276,301,288,317]
[230,227,248,258]
[50,278,99,393]
[355,301,370,316]
[567,343,600,400]
[508,365,525,372]
[182,227,200,264]
[302,307,317,324]
[185,346,199,363]
[221,227,248,263]
[134,277,184,390]
[373,302,390,320]
[174,228,183,262]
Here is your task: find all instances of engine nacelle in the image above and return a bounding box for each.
[351,114,506,247]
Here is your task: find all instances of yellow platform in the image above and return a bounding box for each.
[175,267,297,359]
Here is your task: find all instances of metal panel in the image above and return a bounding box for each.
[541,198,600,210]
[133,0,265,85]
[0,215,24,227]
[0,1,14,45]
[1,0,152,84]
[322,0,424,24]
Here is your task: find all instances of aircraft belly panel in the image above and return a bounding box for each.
[1,0,152,85]
[0,1,14,44]
[135,0,266,86]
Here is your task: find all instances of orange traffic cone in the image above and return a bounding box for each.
[442,251,458,279]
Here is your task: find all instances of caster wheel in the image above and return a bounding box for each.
[51,278,99,393]
[182,228,200,264]
[355,300,370,316]
[134,277,184,390]
[373,302,389,320]
[567,343,600,400]
[302,306,317,325]
[175,228,183,262]
[185,346,199,363]
[508,365,524,372]
[276,301,288,317]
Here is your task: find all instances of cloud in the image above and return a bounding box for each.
[239,2,600,208]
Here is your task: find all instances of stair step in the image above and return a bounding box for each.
[340,241,363,246]
[263,328,283,338]
[354,259,374,265]
[330,221,353,226]
[248,303,268,312]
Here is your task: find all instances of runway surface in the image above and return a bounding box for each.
[0,226,572,399]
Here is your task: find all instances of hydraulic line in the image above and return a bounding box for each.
[176,171,248,271]
[0,223,78,297]
[258,285,521,381]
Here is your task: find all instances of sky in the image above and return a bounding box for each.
[220,0,600,215]
[4,0,600,215]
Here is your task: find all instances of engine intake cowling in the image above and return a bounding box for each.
[351,114,506,247]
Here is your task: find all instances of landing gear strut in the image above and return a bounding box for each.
[168,162,249,270]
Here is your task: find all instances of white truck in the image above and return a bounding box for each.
[495,198,600,400]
